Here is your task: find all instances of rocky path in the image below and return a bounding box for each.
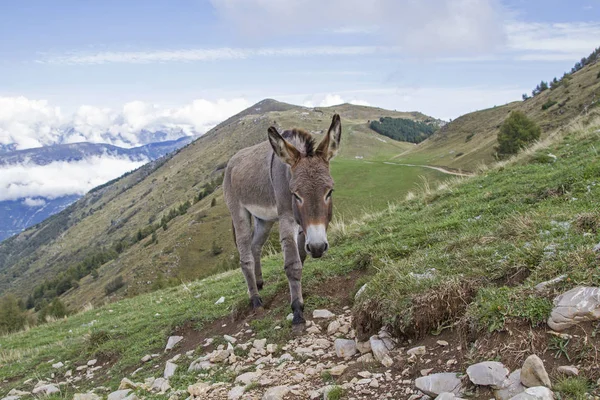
[4,286,600,400]
[381,162,473,177]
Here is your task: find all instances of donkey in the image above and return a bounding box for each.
[223,114,342,331]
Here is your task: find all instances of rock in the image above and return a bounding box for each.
[119,378,138,390]
[355,340,371,354]
[329,364,347,376]
[370,336,389,362]
[73,394,102,400]
[415,373,463,397]
[421,368,434,376]
[188,382,211,396]
[534,275,568,292]
[210,349,231,363]
[254,338,267,350]
[151,377,171,393]
[407,346,427,356]
[141,354,152,362]
[355,283,367,299]
[266,343,278,353]
[7,390,29,398]
[2,396,20,400]
[437,340,449,346]
[164,361,177,379]
[466,361,509,388]
[521,355,552,388]
[357,353,374,363]
[334,338,357,358]
[107,389,131,400]
[224,334,237,343]
[547,286,600,331]
[327,320,341,335]
[381,355,394,367]
[313,309,335,319]
[235,371,261,385]
[87,359,97,366]
[215,296,225,304]
[262,385,290,400]
[435,393,464,400]
[495,369,525,400]
[32,384,60,396]
[165,335,184,351]
[52,361,64,369]
[123,395,139,400]
[228,386,245,400]
[594,242,600,253]
[188,358,214,371]
[509,386,554,400]
[556,365,578,376]
[370,378,379,388]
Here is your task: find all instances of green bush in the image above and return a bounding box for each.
[105,275,125,295]
[496,111,541,156]
[369,117,437,143]
[541,99,557,110]
[211,197,217,207]
[0,294,29,334]
[211,241,224,256]
[38,298,69,322]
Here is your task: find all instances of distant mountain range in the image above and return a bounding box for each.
[0,136,196,242]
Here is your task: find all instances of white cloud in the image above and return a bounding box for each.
[303,94,370,108]
[0,96,250,150]
[506,22,600,55]
[210,0,507,55]
[0,156,148,201]
[22,198,46,207]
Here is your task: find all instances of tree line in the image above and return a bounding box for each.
[369,117,438,143]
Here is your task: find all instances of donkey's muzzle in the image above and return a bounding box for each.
[306,242,328,258]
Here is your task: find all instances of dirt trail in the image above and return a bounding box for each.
[382,161,473,177]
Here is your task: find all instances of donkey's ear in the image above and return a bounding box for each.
[316,113,342,162]
[268,126,301,166]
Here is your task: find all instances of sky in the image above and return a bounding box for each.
[0,0,599,203]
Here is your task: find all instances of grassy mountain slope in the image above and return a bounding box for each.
[1,112,598,398]
[0,100,445,310]
[397,59,600,171]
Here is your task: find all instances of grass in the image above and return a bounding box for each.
[555,377,592,400]
[1,121,600,396]
[326,386,345,400]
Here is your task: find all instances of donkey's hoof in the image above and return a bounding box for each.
[250,295,263,309]
[257,281,264,291]
[291,322,306,336]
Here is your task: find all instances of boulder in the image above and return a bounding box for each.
[547,286,600,331]
[494,369,525,400]
[509,386,554,400]
[521,355,551,388]
[107,389,131,400]
[369,336,389,362]
[262,385,289,400]
[415,373,463,397]
[165,335,184,351]
[334,338,357,358]
[466,361,509,388]
[164,361,177,379]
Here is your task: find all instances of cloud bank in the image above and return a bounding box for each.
[0,156,148,201]
[0,96,250,150]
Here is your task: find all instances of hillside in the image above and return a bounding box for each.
[1,110,598,399]
[0,100,445,311]
[397,56,600,171]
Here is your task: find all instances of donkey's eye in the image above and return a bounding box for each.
[326,189,334,200]
[293,193,302,202]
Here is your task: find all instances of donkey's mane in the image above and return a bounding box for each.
[282,128,316,157]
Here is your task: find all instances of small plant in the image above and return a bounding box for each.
[211,241,223,256]
[554,376,591,400]
[105,275,125,295]
[321,370,334,384]
[326,386,345,400]
[211,197,217,207]
[549,335,571,361]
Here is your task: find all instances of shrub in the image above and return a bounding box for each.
[105,275,125,295]
[211,240,223,256]
[0,294,29,334]
[597,70,600,79]
[541,99,557,110]
[211,197,217,207]
[38,298,69,322]
[496,111,541,156]
[369,117,437,143]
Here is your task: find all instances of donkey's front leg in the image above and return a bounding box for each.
[280,218,305,331]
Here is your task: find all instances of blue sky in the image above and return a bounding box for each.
[0,0,599,147]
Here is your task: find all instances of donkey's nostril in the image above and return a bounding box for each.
[307,242,328,258]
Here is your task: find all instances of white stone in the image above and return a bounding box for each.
[52,361,64,369]
[495,369,525,400]
[165,336,183,351]
[253,338,267,350]
[466,361,509,388]
[521,355,552,388]
[313,309,335,319]
[327,320,341,335]
[415,373,463,397]
[164,361,177,379]
[334,338,357,358]
[509,386,554,400]
[330,364,347,376]
[224,334,237,343]
[73,394,102,400]
[407,346,427,356]
[107,389,131,400]
[228,386,245,400]
[355,340,371,354]
[556,366,578,376]
[32,384,60,396]
[370,336,390,362]
[235,371,261,385]
[141,354,152,362]
[87,359,97,366]
[215,296,225,304]
[547,286,600,331]
[262,385,290,400]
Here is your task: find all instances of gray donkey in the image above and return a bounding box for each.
[224,114,342,331]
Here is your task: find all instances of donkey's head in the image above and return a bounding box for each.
[267,114,342,258]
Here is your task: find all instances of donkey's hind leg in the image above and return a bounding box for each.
[232,209,262,309]
[251,217,274,291]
